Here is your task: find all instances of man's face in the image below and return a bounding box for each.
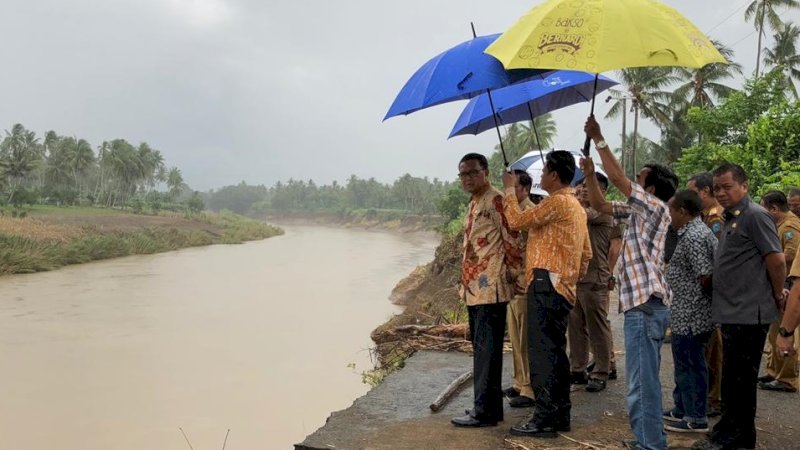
[712,172,748,209]
[458,160,489,195]
[789,195,800,216]
[514,175,530,203]
[540,164,556,193]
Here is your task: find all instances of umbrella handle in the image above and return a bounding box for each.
[582,74,600,157]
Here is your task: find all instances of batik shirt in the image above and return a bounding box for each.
[503,186,591,304]
[461,186,523,306]
[666,217,717,335]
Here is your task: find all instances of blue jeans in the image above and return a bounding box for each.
[624,297,670,450]
[670,331,711,425]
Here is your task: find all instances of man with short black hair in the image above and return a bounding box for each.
[687,171,725,418]
[758,190,800,393]
[451,153,523,428]
[663,190,717,434]
[583,116,676,450]
[788,188,800,217]
[503,169,536,408]
[568,172,622,393]
[502,150,592,438]
[691,163,786,450]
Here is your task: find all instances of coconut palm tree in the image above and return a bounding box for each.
[605,67,680,176]
[166,167,184,200]
[763,22,800,97]
[745,0,800,76]
[672,41,743,110]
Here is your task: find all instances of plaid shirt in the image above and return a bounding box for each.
[612,183,672,312]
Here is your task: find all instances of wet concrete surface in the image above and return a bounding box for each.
[297,307,799,450]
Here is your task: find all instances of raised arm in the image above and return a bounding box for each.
[579,157,613,215]
[585,115,632,198]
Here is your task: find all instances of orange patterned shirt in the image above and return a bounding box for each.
[461,186,523,306]
[503,187,592,304]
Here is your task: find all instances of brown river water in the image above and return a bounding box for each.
[0,225,439,450]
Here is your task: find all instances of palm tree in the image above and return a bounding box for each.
[745,0,800,76]
[763,22,800,96]
[0,124,42,204]
[166,167,184,200]
[65,138,95,195]
[672,41,743,110]
[605,67,680,176]
[517,113,557,153]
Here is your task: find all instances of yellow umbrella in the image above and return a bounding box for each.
[485,0,727,153]
[485,0,727,72]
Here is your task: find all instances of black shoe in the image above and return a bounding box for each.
[451,414,498,428]
[758,379,798,392]
[570,371,588,385]
[554,418,571,432]
[503,386,521,398]
[586,378,607,393]
[508,395,534,408]
[757,375,775,383]
[707,405,721,418]
[608,368,618,380]
[509,421,557,438]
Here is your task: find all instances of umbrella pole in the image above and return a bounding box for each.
[582,73,600,157]
[471,21,508,167]
[526,103,545,161]
[486,90,509,167]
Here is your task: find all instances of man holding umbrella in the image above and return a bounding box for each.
[582,116,676,450]
[502,150,592,438]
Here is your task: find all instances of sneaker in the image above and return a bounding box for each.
[570,371,588,385]
[662,410,683,423]
[664,419,709,433]
[586,378,606,393]
[758,379,798,392]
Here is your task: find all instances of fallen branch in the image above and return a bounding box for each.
[558,433,605,449]
[429,370,472,412]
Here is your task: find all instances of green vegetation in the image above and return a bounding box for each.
[0,209,282,275]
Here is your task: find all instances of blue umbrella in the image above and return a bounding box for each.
[510,150,607,191]
[383,33,547,121]
[449,71,618,139]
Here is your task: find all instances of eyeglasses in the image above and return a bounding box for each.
[458,169,485,179]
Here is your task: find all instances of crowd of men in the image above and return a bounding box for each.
[451,115,800,450]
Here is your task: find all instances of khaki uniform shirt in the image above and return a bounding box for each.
[702,201,724,239]
[777,212,800,263]
[460,186,523,306]
[580,208,623,287]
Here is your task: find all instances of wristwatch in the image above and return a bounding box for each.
[596,140,609,149]
[779,326,795,338]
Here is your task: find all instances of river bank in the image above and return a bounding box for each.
[0,205,283,275]
[265,210,442,233]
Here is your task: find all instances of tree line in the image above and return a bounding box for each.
[204,174,461,218]
[0,123,198,211]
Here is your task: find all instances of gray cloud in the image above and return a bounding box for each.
[0,0,794,189]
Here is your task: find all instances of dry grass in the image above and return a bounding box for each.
[0,216,85,242]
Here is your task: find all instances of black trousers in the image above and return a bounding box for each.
[527,270,572,425]
[467,302,507,422]
[711,323,770,447]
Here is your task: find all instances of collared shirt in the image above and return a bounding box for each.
[666,217,717,335]
[514,197,536,294]
[777,212,800,263]
[580,208,623,287]
[702,201,724,238]
[612,183,672,312]
[461,186,523,306]
[713,196,782,325]
[503,186,591,304]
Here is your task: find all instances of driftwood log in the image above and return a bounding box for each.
[429,370,473,412]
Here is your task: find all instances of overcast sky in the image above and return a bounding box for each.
[0,0,797,190]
